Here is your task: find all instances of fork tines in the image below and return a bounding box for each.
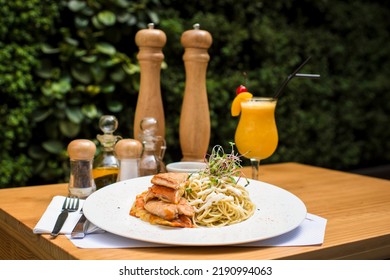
[63,196,80,212]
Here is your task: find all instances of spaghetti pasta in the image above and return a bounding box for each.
[184,173,255,227]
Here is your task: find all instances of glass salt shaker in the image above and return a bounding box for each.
[67,139,97,199]
[93,115,121,189]
[139,117,167,176]
[115,138,143,181]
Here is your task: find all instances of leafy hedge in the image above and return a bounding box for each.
[0,0,59,187]
[159,0,390,170]
[28,0,159,184]
[1,0,389,188]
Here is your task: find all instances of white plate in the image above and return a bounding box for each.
[83,175,307,246]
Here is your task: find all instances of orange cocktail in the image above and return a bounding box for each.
[234,97,278,178]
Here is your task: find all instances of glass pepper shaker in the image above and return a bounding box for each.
[139,117,167,176]
[67,139,96,199]
[115,138,143,181]
[93,115,122,189]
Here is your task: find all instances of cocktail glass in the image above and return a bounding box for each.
[234,97,278,179]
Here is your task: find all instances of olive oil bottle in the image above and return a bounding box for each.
[92,115,121,189]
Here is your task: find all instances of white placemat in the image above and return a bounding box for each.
[34,196,327,247]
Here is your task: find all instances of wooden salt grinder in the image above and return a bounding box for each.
[179,23,213,161]
[115,139,143,181]
[133,23,167,140]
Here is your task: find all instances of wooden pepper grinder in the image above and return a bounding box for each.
[133,23,167,140]
[67,139,96,199]
[179,23,213,161]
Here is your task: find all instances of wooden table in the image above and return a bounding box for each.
[1,162,389,260]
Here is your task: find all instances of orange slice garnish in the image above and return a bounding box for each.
[231,92,253,116]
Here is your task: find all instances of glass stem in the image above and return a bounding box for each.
[250,158,260,180]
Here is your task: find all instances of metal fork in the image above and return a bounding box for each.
[51,196,80,238]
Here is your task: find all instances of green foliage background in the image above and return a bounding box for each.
[1,0,389,188]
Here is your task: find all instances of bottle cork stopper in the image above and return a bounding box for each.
[67,139,96,160]
[115,139,143,159]
[181,23,212,49]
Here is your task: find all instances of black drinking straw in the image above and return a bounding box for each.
[273,56,320,99]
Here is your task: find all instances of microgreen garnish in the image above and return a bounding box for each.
[185,187,193,194]
[201,142,249,187]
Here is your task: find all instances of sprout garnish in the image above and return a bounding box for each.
[200,142,249,187]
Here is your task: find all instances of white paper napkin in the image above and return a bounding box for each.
[33,196,102,235]
[68,213,327,248]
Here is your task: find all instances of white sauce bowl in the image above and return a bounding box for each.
[166,162,207,173]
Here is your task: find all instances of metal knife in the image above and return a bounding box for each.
[71,209,89,239]
[51,211,69,237]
